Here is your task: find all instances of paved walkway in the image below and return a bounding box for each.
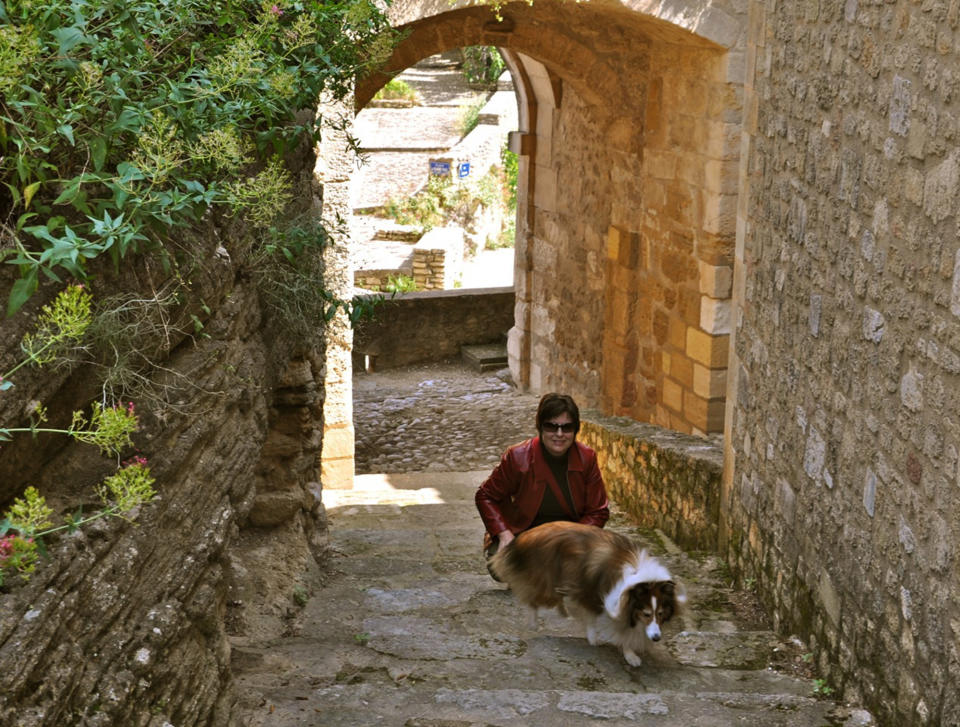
[353,361,536,474]
[349,52,517,291]
[232,362,876,726]
[350,52,482,211]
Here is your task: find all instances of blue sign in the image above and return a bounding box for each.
[458,162,471,178]
[429,160,451,176]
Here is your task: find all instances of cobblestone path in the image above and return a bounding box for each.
[353,360,539,474]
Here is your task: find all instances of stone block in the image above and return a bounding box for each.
[952,248,960,318]
[923,149,960,223]
[705,120,742,161]
[645,149,678,180]
[693,363,728,399]
[534,163,558,212]
[695,6,743,49]
[702,192,739,235]
[248,490,304,528]
[321,423,355,460]
[677,151,705,187]
[680,286,702,326]
[671,354,695,388]
[699,261,734,297]
[701,296,732,334]
[669,317,687,351]
[904,167,924,206]
[653,308,669,345]
[322,456,355,490]
[663,376,684,412]
[683,391,726,433]
[686,327,730,368]
[618,229,642,270]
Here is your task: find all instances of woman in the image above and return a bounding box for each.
[475,392,610,575]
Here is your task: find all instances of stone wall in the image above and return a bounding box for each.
[412,227,465,290]
[0,189,330,722]
[579,413,723,552]
[353,286,513,369]
[724,3,960,725]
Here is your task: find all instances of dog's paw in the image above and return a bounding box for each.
[623,649,643,667]
[585,625,599,645]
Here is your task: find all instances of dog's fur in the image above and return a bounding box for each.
[489,521,685,666]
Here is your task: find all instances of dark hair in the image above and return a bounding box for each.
[536,393,580,434]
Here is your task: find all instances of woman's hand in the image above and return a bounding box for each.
[498,529,515,548]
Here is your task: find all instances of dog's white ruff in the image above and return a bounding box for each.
[602,554,672,619]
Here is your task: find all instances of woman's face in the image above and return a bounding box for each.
[540,412,575,457]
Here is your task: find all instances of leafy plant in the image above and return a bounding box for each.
[457,95,487,138]
[292,584,309,607]
[0,458,156,586]
[373,78,420,104]
[460,46,505,88]
[812,678,835,697]
[0,0,395,316]
[384,274,417,293]
[0,285,156,587]
[502,146,518,212]
[381,168,509,234]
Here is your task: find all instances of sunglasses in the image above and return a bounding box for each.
[542,421,576,434]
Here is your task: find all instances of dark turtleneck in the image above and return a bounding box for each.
[530,440,577,527]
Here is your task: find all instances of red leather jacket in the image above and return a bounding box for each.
[476,437,610,539]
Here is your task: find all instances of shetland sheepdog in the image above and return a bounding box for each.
[489,521,685,666]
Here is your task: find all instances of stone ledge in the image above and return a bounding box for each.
[579,411,722,551]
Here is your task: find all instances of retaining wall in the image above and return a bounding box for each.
[579,413,723,552]
[353,286,514,369]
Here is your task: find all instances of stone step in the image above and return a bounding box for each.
[241,678,858,726]
[461,342,508,372]
[232,472,876,727]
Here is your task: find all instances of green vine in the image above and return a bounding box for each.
[0,0,396,316]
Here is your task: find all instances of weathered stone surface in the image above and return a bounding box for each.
[231,471,870,727]
[248,491,308,528]
[728,3,960,724]
[353,287,514,370]
[579,411,723,551]
[0,180,327,726]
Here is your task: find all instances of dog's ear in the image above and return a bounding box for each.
[656,580,686,623]
[625,584,650,627]
[607,582,643,621]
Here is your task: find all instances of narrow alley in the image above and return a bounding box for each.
[231,362,875,726]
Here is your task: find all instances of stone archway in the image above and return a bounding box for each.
[352,0,745,437]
